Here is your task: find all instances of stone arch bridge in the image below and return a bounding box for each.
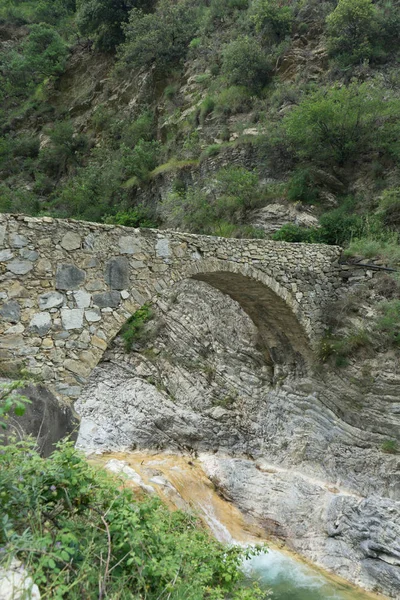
[0,214,344,401]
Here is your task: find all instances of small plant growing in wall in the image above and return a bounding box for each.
[381,440,398,454]
[120,303,154,352]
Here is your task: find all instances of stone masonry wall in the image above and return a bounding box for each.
[0,214,344,401]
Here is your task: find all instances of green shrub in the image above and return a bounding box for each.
[287,167,320,204]
[2,23,68,96]
[377,188,400,230]
[160,167,259,234]
[104,206,158,228]
[345,233,400,266]
[221,36,272,91]
[381,440,399,454]
[0,184,40,216]
[375,300,400,347]
[282,82,400,166]
[250,0,294,43]
[120,139,161,182]
[118,1,201,74]
[273,202,364,245]
[214,85,252,117]
[0,438,265,599]
[200,95,215,124]
[326,0,381,66]
[76,0,151,51]
[0,381,31,430]
[39,121,88,177]
[318,329,371,367]
[120,303,153,351]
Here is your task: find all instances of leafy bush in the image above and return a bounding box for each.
[272,202,364,245]
[118,0,201,74]
[0,439,264,599]
[326,0,381,66]
[0,184,40,216]
[282,82,400,166]
[120,303,153,351]
[160,167,259,234]
[345,233,400,266]
[104,206,158,228]
[39,121,88,177]
[121,139,161,182]
[0,381,31,430]
[214,86,252,117]
[287,167,320,204]
[2,23,68,96]
[318,329,371,367]
[250,0,294,43]
[76,0,151,51]
[221,37,272,91]
[121,110,156,147]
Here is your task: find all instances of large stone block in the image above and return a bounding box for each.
[93,291,121,308]
[7,260,33,275]
[39,291,65,310]
[29,312,52,336]
[61,232,82,251]
[61,308,84,330]
[0,300,21,323]
[56,264,86,290]
[105,257,130,290]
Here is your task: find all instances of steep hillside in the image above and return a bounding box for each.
[1,0,400,257]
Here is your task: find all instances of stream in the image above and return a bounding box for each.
[89,451,384,600]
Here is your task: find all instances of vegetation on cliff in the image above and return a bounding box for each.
[1,0,400,257]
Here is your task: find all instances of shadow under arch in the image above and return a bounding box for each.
[180,259,314,375]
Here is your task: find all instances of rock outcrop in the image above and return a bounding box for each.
[75,278,400,598]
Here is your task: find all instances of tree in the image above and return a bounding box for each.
[221,36,271,91]
[76,0,152,51]
[119,0,200,73]
[250,0,294,43]
[282,82,400,165]
[326,0,381,65]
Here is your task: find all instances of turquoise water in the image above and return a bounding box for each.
[244,549,377,600]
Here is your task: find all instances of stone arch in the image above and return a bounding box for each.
[173,259,313,373]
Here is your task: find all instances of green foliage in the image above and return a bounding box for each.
[345,232,400,266]
[121,303,154,351]
[119,0,201,74]
[375,300,400,347]
[273,201,364,246]
[381,440,399,454]
[0,382,31,430]
[318,329,371,367]
[0,184,40,216]
[121,139,161,182]
[214,86,252,117]
[282,82,400,166]
[0,439,265,598]
[377,188,400,230]
[120,110,156,148]
[221,36,271,91]
[250,0,294,43]
[326,0,381,66]
[287,168,319,204]
[1,23,68,97]
[76,0,148,51]
[39,121,88,177]
[161,167,260,234]
[199,96,216,124]
[104,206,158,228]
[0,0,76,26]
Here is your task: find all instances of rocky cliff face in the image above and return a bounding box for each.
[75,278,400,598]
